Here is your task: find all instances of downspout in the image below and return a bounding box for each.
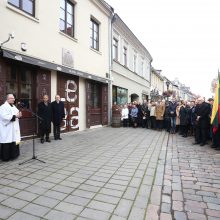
[107,9,114,126]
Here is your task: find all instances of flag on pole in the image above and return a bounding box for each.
[211,72,220,134]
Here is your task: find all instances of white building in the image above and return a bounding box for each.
[0,0,113,137]
[111,14,152,104]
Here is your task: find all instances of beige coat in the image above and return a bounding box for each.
[155,103,165,120]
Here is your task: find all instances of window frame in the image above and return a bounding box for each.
[90,18,100,51]
[60,0,75,37]
[113,38,118,61]
[123,46,127,67]
[8,0,35,16]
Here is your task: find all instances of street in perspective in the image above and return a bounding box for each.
[0,127,220,220]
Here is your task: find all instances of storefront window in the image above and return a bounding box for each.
[112,86,128,105]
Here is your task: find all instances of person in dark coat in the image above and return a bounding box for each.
[164,101,171,132]
[141,100,150,128]
[194,97,211,146]
[169,98,178,133]
[52,95,65,140]
[38,95,52,143]
[179,101,189,137]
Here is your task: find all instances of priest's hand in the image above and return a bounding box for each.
[16,112,22,118]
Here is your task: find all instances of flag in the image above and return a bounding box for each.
[211,73,220,134]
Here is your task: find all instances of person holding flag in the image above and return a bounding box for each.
[211,74,220,150]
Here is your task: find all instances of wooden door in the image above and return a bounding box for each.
[86,80,108,128]
[57,72,79,132]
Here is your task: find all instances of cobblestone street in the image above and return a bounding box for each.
[0,127,220,220]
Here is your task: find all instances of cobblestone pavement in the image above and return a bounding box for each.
[0,127,220,220]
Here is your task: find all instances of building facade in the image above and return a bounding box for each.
[111,14,152,105]
[0,0,113,137]
[150,68,164,101]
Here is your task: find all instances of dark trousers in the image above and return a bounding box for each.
[0,142,20,161]
[40,129,50,140]
[213,128,220,148]
[150,116,156,129]
[123,119,129,127]
[53,124,61,139]
[181,125,188,136]
[156,120,163,130]
[195,125,208,144]
[164,118,171,132]
[142,118,150,128]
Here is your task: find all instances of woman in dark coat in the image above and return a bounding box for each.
[179,101,189,137]
[38,95,52,143]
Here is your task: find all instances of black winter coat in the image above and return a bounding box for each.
[38,102,52,131]
[51,101,65,125]
[179,106,189,126]
[195,102,211,128]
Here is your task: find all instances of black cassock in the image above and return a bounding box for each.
[51,101,65,139]
[37,102,52,139]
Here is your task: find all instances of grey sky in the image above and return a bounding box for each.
[107,0,220,98]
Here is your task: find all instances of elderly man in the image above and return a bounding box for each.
[0,94,22,161]
[38,95,52,143]
[51,95,65,140]
[194,97,211,146]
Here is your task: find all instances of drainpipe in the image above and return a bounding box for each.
[107,10,114,126]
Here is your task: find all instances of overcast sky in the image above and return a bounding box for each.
[107,0,220,98]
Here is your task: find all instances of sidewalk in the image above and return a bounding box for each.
[0,127,219,220]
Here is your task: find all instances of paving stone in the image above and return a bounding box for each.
[128,207,145,220]
[64,195,90,206]
[123,187,138,200]
[22,203,50,217]
[0,204,16,219]
[7,212,40,220]
[160,213,172,220]
[33,196,60,208]
[187,212,207,220]
[44,190,68,200]
[87,200,116,213]
[1,197,29,209]
[174,211,187,220]
[95,194,120,205]
[206,209,220,218]
[44,209,75,220]
[80,208,111,220]
[14,191,38,202]
[114,199,133,218]
[161,202,171,213]
[55,201,84,215]
[145,204,159,220]
[172,191,183,201]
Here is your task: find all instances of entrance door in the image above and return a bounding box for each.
[86,80,108,128]
[57,72,79,132]
[5,64,36,137]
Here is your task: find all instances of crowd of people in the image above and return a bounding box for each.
[115,97,220,150]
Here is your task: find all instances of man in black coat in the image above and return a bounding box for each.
[51,95,65,140]
[38,95,52,143]
[194,97,211,146]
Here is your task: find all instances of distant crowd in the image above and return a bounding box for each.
[112,97,220,150]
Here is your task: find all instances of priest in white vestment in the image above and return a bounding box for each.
[0,94,22,161]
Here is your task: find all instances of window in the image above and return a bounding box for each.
[8,0,35,16]
[91,83,101,108]
[60,0,74,37]
[113,38,118,61]
[133,54,137,73]
[112,86,128,105]
[123,46,127,67]
[90,18,99,51]
[6,66,34,110]
[141,61,144,76]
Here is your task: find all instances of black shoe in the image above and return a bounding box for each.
[215,147,220,151]
[211,145,217,148]
[182,135,187,138]
[200,143,206,146]
[46,139,51,143]
[193,142,200,145]
[40,139,44,144]
[58,137,62,140]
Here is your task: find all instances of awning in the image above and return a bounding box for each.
[2,49,110,84]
